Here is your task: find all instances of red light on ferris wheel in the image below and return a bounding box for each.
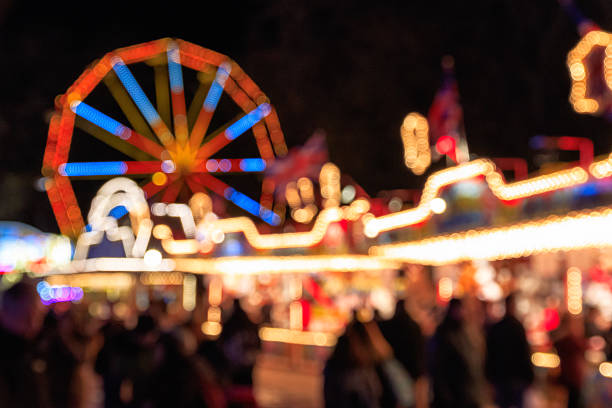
[435,135,457,162]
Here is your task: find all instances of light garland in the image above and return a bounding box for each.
[531,352,560,368]
[567,267,583,315]
[567,30,612,114]
[364,159,589,237]
[370,206,612,265]
[258,327,337,347]
[173,255,399,275]
[401,112,431,175]
[46,273,135,290]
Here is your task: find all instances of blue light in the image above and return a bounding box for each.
[109,205,129,219]
[71,101,131,140]
[167,46,184,93]
[203,63,231,112]
[224,103,271,140]
[239,158,266,172]
[59,162,128,177]
[36,281,84,305]
[112,57,163,126]
[219,159,232,172]
[577,183,598,197]
[529,135,547,150]
[224,187,280,226]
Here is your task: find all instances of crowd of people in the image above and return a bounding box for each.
[323,295,602,408]
[0,280,260,408]
[0,278,606,407]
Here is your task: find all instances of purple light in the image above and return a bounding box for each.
[37,281,84,305]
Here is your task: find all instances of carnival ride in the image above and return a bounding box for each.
[42,38,288,238]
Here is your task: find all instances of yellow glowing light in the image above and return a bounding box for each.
[207,306,221,322]
[590,154,612,179]
[320,163,341,208]
[208,277,223,306]
[201,321,222,337]
[71,257,175,272]
[430,197,447,214]
[289,301,303,330]
[438,277,453,300]
[173,255,399,275]
[567,267,583,315]
[258,327,337,347]
[297,177,315,203]
[531,352,560,368]
[364,159,589,237]
[161,239,200,255]
[143,249,162,268]
[203,207,345,249]
[567,30,612,114]
[152,172,168,186]
[599,362,612,378]
[152,224,173,240]
[370,206,612,265]
[46,273,135,290]
[285,182,301,209]
[401,112,431,175]
[131,219,153,257]
[182,274,197,312]
[140,271,183,285]
[211,230,225,244]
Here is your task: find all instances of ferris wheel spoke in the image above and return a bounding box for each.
[191,173,280,226]
[111,55,175,148]
[167,42,189,146]
[193,158,267,173]
[185,176,207,195]
[189,62,232,151]
[71,101,165,159]
[195,103,272,160]
[104,71,157,141]
[141,173,177,200]
[57,161,166,177]
[161,178,184,203]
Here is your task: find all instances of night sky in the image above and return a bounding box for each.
[1,0,611,233]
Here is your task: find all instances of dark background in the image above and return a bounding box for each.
[1,0,611,233]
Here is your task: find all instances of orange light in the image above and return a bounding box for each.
[401,113,431,175]
[258,327,336,347]
[370,206,612,265]
[364,159,590,237]
[567,267,583,315]
[152,172,168,186]
[438,277,453,300]
[567,30,612,114]
[531,352,560,368]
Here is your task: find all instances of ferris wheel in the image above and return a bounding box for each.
[42,38,288,237]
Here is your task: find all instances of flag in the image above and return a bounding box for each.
[558,0,600,36]
[428,56,469,163]
[265,130,329,201]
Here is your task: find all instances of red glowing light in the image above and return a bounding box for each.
[543,308,560,332]
[435,135,457,162]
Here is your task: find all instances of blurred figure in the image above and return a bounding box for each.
[485,294,534,408]
[94,316,130,408]
[428,298,485,408]
[95,314,159,407]
[153,328,226,408]
[218,298,261,407]
[0,280,49,407]
[554,314,587,408]
[378,299,428,408]
[324,320,383,408]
